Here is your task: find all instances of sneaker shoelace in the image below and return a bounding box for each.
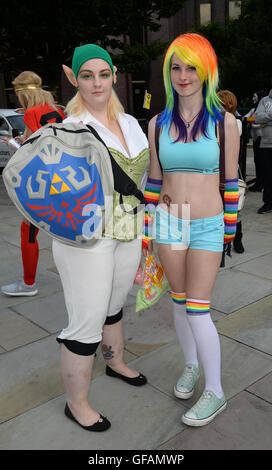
[191,391,214,413]
[177,367,196,388]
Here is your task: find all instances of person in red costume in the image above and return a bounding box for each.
[1,71,65,297]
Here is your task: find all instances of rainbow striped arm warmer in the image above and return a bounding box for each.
[142,177,162,249]
[224,178,239,243]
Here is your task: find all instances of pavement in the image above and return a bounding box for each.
[0,146,272,451]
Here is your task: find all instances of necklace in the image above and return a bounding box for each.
[180,110,201,128]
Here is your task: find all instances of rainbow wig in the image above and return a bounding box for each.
[158,33,222,142]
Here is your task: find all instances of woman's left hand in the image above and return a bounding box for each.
[15,135,24,144]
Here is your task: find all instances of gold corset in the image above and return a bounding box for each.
[103,148,150,241]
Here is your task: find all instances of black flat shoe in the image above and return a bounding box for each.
[64,403,111,432]
[105,365,147,386]
[257,204,272,214]
[249,184,262,192]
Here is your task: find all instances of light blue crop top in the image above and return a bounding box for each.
[159,116,219,174]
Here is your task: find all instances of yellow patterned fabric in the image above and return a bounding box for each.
[103,148,150,241]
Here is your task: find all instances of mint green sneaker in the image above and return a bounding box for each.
[174,364,200,399]
[182,390,227,426]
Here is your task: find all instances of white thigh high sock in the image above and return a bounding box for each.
[186,298,223,398]
[171,292,198,368]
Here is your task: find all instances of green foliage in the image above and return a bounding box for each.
[195,0,272,103]
[0,0,188,92]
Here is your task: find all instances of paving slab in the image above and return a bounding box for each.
[0,240,20,261]
[211,269,272,313]
[0,240,55,274]
[123,292,175,345]
[0,374,186,450]
[4,214,23,227]
[217,295,272,355]
[0,205,20,220]
[159,391,272,450]
[0,221,52,250]
[123,291,225,346]
[240,180,271,220]
[124,340,169,357]
[0,331,165,424]
[221,231,272,271]
[0,336,62,422]
[0,271,62,309]
[11,284,174,339]
[0,362,64,423]
[0,256,25,284]
[12,291,68,333]
[221,335,272,397]
[0,220,21,247]
[0,335,60,394]
[0,307,49,351]
[247,371,272,404]
[121,335,272,408]
[34,247,56,272]
[234,252,272,280]
[242,205,272,234]
[0,334,137,423]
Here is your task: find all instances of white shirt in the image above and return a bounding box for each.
[236,118,242,136]
[64,110,148,159]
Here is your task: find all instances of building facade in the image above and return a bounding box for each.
[138,0,242,122]
[0,0,241,120]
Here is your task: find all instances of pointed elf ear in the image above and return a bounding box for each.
[62,65,78,87]
[113,66,117,84]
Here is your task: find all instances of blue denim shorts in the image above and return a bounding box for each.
[154,206,224,252]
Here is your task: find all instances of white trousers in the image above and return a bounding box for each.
[53,237,141,346]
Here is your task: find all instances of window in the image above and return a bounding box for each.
[6,115,25,134]
[0,117,8,132]
[229,1,241,19]
[200,1,211,25]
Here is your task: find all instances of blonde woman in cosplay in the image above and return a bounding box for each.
[53,44,150,432]
[142,33,240,427]
[1,71,65,297]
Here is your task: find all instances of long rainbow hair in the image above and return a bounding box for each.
[158,33,222,142]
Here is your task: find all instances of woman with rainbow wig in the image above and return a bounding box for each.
[142,33,240,426]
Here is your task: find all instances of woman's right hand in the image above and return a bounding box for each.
[0,137,10,146]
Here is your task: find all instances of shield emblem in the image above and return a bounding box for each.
[14,151,105,242]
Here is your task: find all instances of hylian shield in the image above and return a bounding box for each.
[7,150,107,244]
[3,122,115,246]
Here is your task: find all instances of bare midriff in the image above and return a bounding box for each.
[159,172,223,219]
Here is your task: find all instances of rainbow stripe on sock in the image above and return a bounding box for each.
[186,299,210,315]
[171,292,186,304]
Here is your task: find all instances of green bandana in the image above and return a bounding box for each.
[72,44,114,78]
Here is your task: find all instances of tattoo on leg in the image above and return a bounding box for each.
[162,194,172,210]
[102,344,115,360]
